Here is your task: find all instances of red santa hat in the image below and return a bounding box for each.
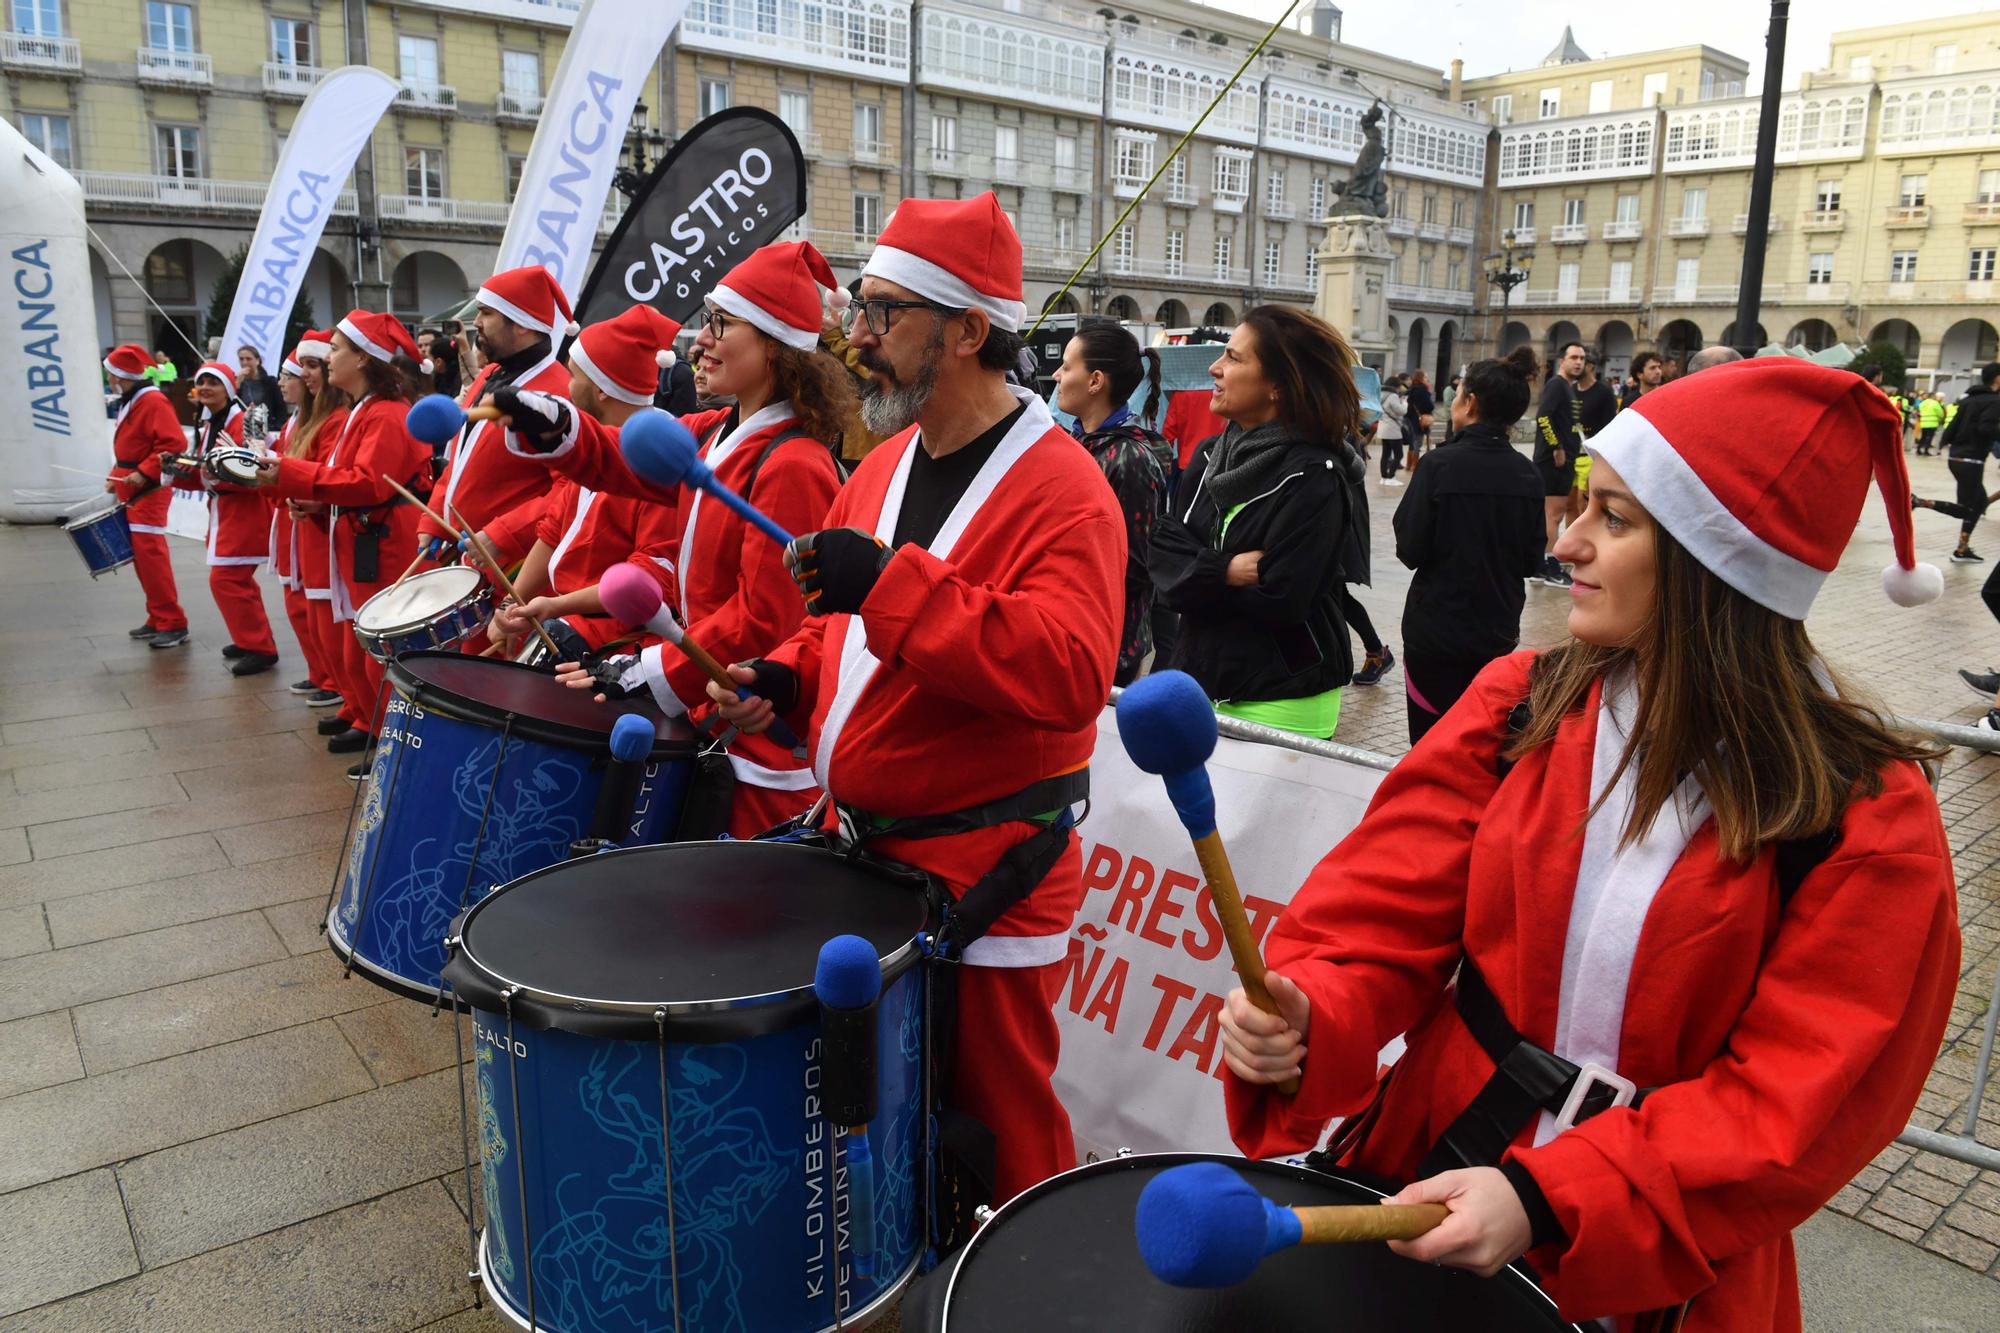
[476,265,578,339]
[572,305,686,406]
[862,192,1026,333]
[1587,358,1942,619]
[192,361,238,396]
[103,344,152,380]
[282,352,303,377]
[295,328,334,362]
[709,241,846,351]
[336,310,434,376]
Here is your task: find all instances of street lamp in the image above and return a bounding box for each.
[1483,228,1534,346]
[613,101,669,200]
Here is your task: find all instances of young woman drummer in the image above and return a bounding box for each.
[257,312,431,779]
[1218,359,1959,1332]
[287,332,355,729]
[268,344,338,707]
[184,362,282,676]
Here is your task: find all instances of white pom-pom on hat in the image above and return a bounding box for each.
[420,357,436,376]
[656,348,676,369]
[1883,560,1944,607]
[826,285,852,312]
[567,320,582,337]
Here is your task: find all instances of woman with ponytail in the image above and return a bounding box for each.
[287,332,354,725]
[267,347,338,708]
[1391,344,1547,743]
[1055,324,1174,685]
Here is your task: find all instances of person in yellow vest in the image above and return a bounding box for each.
[1917,392,1946,456]
[1886,390,1907,449]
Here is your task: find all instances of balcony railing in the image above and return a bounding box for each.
[136,47,211,85]
[814,231,876,260]
[1549,223,1588,244]
[1165,182,1197,206]
[1602,219,1643,241]
[1385,214,1416,237]
[1885,204,1932,227]
[1051,165,1088,193]
[1265,271,1315,293]
[497,91,544,120]
[261,62,326,96]
[1,31,81,72]
[1762,280,1849,303]
[1386,282,1474,308]
[1448,225,1476,246]
[1666,216,1710,237]
[1514,287,1627,308]
[1966,201,2000,223]
[397,82,458,113]
[927,148,967,176]
[1417,220,1448,241]
[1731,213,1780,234]
[1801,209,1846,232]
[850,140,888,166]
[1859,279,1999,303]
[1111,257,1250,287]
[1265,200,1296,221]
[1213,191,1248,215]
[79,171,357,215]
[1504,225,1536,245]
[1656,284,1747,306]
[1021,245,1086,274]
[378,194,510,227]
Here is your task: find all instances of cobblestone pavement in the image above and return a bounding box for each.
[0,437,1995,1330]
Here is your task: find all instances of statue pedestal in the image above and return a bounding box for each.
[1314,214,1395,370]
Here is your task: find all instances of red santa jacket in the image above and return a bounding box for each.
[485,477,681,652]
[289,406,346,599]
[109,383,185,532]
[418,350,569,541]
[266,395,429,622]
[188,403,269,566]
[269,418,296,584]
[757,392,1122,959]
[1224,651,1959,1332]
[507,401,841,792]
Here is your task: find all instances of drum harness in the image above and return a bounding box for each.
[1310,676,1836,1333]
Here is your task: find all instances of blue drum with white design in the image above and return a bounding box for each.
[63,498,135,577]
[329,652,695,1002]
[442,841,931,1333]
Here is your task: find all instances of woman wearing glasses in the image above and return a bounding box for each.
[497,243,855,839]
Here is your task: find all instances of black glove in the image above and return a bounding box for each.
[581,652,645,699]
[736,658,801,716]
[492,384,573,454]
[786,527,891,616]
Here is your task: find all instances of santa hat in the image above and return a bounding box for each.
[295,328,334,362]
[476,265,578,339]
[863,192,1026,332]
[573,305,686,405]
[1587,358,1942,619]
[710,241,847,351]
[192,361,238,396]
[281,353,303,377]
[103,344,152,380]
[337,310,434,376]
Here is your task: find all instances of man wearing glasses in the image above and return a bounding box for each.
[709,193,1125,1217]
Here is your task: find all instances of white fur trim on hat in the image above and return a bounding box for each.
[571,340,657,406]
[295,338,332,361]
[1883,561,1944,607]
[863,244,1027,332]
[710,284,819,351]
[1587,410,1827,620]
[476,285,559,338]
[282,357,303,377]
[337,316,394,365]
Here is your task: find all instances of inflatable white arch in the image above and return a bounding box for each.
[1,119,113,523]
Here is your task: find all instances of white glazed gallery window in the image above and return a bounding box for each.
[1310,176,1326,217]
[1588,80,1612,114]
[1115,132,1153,185]
[1417,255,1433,287]
[505,153,526,201]
[1446,258,1461,289]
[1614,194,1639,223]
[1563,197,1584,226]
[1213,150,1248,200]
[1056,215,1076,252]
[1807,252,1834,285]
[1306,247,1319,282]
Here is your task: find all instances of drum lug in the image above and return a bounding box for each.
[1115,1146,1134,1158]
[972,1204,995,1228]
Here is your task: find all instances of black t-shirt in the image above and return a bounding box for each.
[1577,381,1618,437]
[1534,376,1579,463]
[894,402,1026,550]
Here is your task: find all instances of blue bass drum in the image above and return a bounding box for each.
[442,841,931,1333]
[328,651,695,1002]
[63,499,135,577]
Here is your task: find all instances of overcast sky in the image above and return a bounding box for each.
[1225,0,1985,86]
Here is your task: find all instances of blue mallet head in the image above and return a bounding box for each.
[1135,1161,1302,1289]
[1115,671,1220,839]
[608,712,655,764]
[814,934,882,1011]
[406,393,468,447]
[620,409,709,492]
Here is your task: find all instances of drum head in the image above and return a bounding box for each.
[359,566,485,630]
[209,450,263,485]
[63,497,123,527]
[447,841,928,1040]
[388,650,694,755]
[933,1155,1580,1332]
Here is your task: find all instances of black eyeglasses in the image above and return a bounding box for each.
[840,297,959,337]
[701,305,741,339]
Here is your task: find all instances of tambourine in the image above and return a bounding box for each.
[202,447,267,487]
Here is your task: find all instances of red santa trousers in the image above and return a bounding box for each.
[126,492,186,631]
[306,601,358,725]
[325,621,388,737]
[207,566,277,655]
[282,588,337,690]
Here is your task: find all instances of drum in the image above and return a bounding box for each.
[922,1153,1585,1331]
[442,840,931,1333]
[62,498,135,577]
[201,446,265,487]
[328,652,695,1001]
[352,566,493,661]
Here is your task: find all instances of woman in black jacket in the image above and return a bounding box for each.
[1150,305,1361,739]
[1393,345,1547,743]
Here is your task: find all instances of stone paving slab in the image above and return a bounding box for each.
[0,1012,83,1101]
[9,732,309,797]
[215,807,355,867]
[0,911,285,1024]
[0,774,190,832]
[0,1170,140,1318]
[0,827,26,867]
[0,832,230,912]
[0,729,156,780]
[0,904,49,962]
[23,777,352,860]
[0,694,246,748]
[333,1002,475,1088]
[263,896,336,957]
[44,850,332,948]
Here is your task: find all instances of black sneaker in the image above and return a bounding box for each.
[1351,645,1395,686]
[148,628,189,649]
[221,643,247,660]
[307,689,343,709]
[128,623,159,639]
[288,678,317,695]
[1542,559,1574,588]
[1979,710,2000,735]
[1952,548,1985,563]
[317,714,353,736]
[326,727,370,754]
[229,652,280,678]
[1959,668,2000,699]
[346,756,374,783]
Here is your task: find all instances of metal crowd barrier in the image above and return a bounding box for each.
[1163,697,2000,1173]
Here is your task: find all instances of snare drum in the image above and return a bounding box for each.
[329,652,695,1001]
[921,1153,1584,1331]
[62,498,135,578]
[443,841,931,1333]
[202,446,265,487]
[352,566,493,661]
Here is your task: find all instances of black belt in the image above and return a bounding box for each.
[1418,957,1654,1177]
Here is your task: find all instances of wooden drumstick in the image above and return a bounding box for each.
[447,499,564,661]
[1295,1203,1450,1244]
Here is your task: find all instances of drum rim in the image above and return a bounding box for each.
[207,449,265,484]
[385,650,694,756]
[62,499,128,529]
[446,841,926,1024]
[356,567,490,636]
[936,1151,1577,1330]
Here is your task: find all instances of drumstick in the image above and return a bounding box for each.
[447,499,564,661]
[1136,1162,1448,1288]
[47,462,113,479]
[391,550,431,588]
[1116,672,1298,1095]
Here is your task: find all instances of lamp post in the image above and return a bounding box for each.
[1483,228,1535,352]
[613,101,669,200]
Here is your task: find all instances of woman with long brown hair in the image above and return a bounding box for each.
[1218,360,1958,1331]
[1149,304,1360,738]
[268,336,345,711]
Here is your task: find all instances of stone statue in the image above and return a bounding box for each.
[1328,103,1387,218]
